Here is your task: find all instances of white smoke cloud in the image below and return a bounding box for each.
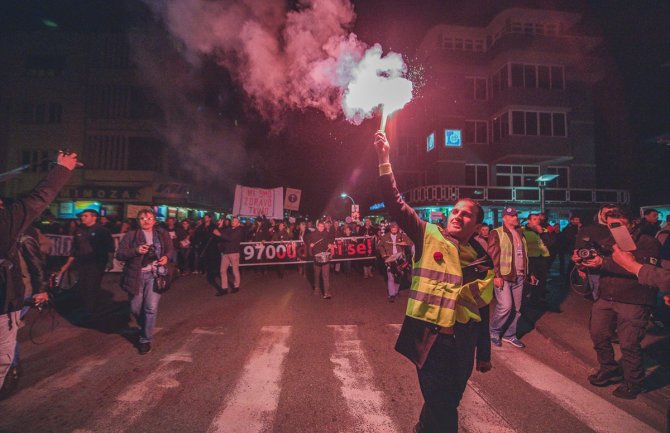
[143,0,412,125]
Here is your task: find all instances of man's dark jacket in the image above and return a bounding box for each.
[220,226,245,254]
[599,232,660,306]
[116,227,174,296]
[1,165,71,313]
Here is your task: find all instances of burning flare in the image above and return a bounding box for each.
[342,44,413,131]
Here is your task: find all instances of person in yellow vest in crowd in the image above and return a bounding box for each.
[488,206,537,348]
[523,213,552,309]
[374,131,494,433]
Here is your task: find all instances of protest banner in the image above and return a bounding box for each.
[239,236,376,266]
[233,185,284,219]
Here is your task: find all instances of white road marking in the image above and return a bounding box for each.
[207,325,291,433]
[461,382,519,433]
[72,327,221,433]
[495,348,661,433]
[387,323,402,333]
[329,325,400,433]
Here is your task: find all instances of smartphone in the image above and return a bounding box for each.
[609,222,637,252]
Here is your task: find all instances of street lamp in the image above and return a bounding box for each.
[340,192,356,205]
[535,174,559,214]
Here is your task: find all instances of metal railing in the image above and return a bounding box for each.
[404,184,629,205]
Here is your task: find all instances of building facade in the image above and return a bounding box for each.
[387,7,629,226]
[0,29,221,221]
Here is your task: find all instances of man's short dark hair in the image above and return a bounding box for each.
[458,198,484,224]
[136,208,156,219]
[604,208,633,221]
[643,208,658,216]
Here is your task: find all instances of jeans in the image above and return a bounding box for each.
[386,269,400,297]
[130,272,162,344]
[489,275,524,339]
[0,311,21,387]
[220,253,241,289]
[313,263,330,295]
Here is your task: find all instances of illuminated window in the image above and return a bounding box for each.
[444,130,462,147]
[426,132,435,152]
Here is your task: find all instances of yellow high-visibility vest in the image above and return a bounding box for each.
[406,224,494,328]
[493,227,528,276]
[523,227,550,258]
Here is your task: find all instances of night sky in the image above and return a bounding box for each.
[2,0,669,215]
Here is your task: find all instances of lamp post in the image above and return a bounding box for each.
[340,192,356,206]
[535,174,559,214]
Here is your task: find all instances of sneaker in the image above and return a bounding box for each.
[502,336,526,348]
[323,293,332,299]
[138,342,152,355]
[216,289,228,296]
[612,383,644,400]
[231,287,239,294]
[388,295,396,303]
[588,369,623,387]
[490,336,502,347]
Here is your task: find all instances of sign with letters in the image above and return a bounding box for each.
[233,185,284,219]
[58,187,140,201]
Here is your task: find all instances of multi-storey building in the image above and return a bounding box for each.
[0,28,220,221]
[386,7,629,226]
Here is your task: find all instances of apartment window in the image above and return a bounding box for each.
[21,150,50,172]
[496,165,539,187]
[464,120,487,144]
[20,103,62,124]
[510,111,567,137]
[465,164,488,186]
[128,137,163,171]
[88,85,131,120]
[547,166,569,188]
[492,112,509,143]
[465,77,487,100]
[510,63,564,89]
[85,135,129,170]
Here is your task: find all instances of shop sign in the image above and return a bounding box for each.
[58,187,140,201]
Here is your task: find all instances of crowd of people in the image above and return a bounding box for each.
[2,138,670,433]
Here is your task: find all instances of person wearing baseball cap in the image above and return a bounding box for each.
[489,206,532,349]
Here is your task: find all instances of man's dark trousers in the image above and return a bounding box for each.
[77,262,106,315]
[416,321,479,433]
[590,298,650,385]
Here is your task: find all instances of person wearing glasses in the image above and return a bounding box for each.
[56,208,114,324]
[116,209,173,355]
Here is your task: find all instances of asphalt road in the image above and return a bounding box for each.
[2,265,668,433]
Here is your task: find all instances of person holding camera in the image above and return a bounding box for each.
[574,204,620,300]
[0,151,77,399]
[579,209,660,399]
[116,209,173,355]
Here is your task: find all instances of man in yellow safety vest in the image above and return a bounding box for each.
[374,131,494,433]
[523,213,552,309]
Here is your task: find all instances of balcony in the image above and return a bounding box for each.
[404,184,629,207]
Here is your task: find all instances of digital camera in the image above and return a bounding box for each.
[576,240,607,261]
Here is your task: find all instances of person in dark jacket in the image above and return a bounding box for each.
[116,209,173,355]
[217,217,244,296]
[0,151,76,398]
[57,208,114,322]
[558,215,581,276]
[574,204,620,300]
[308,221,335,299]
[580,209,661,399]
